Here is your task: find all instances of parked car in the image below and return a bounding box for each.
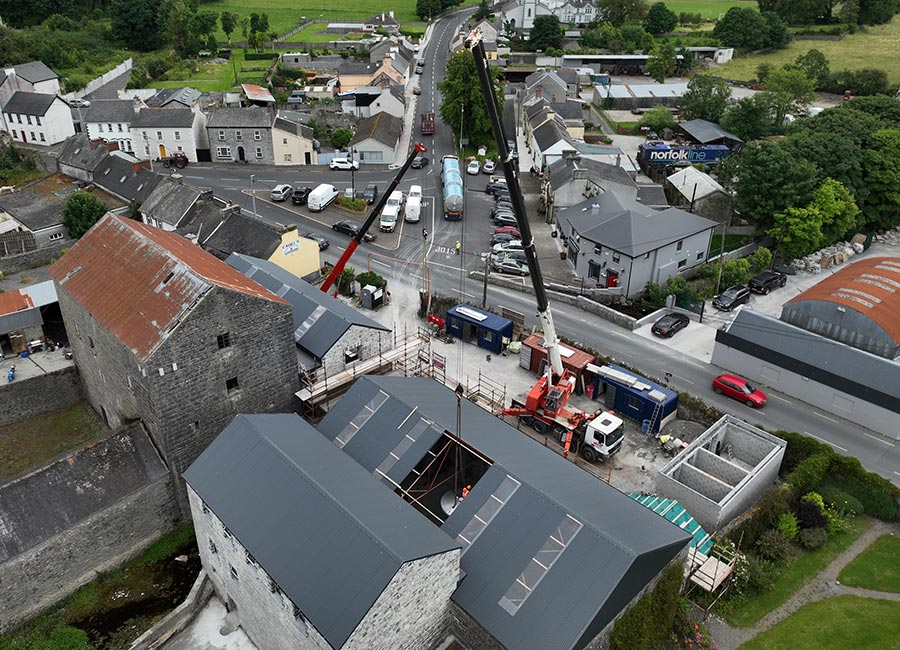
[301,232,329,250]
[748,270,787,294]
[363,183,379,204]
[415,66,423,75]
[482,160,496,174]
[493,201,514,214]
[486,179,508,195]
[413,85,421,95]
[329,157,359,171]
[494,191,511,202]
[417,58,426,67]
[491,233,521,247]
[411,156,430,169]
[493,213,519,227]
[466,160,480,175]
[492,258,529,276]
[332,220,376,242]
[68,98,90,108]
[493,249,526,263]
[651,313,690,338]
[292,187,311,205]
[494,225,521,237]
[713,285,751,311]
[493,240,524,254]
[270,184,292,201]
[712,373,767,408]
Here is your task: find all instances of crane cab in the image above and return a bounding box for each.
[581,411,625,462]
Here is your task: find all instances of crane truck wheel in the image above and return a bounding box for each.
[532,420,546,434]
[581,446,597,463]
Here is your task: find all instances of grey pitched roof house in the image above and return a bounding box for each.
[3,91,58,116]
[206,106,273,128]
[82,100,137,124]
[132,108,195,129]
[349,112,402,148]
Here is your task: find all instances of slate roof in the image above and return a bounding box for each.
[318,376,691,650]
[556,67,579,85]
[551,100,583,120]
[183,413,458,649]
[548,155,636,192]
[339,60,378,76]
[0,424,167,562]
[562,192,715,257]
[636,183,669,207]
[57,134,109,174]
[667,166,727,201]
[717,309,900,413]
[91,156,161,203]
[0,177,71,232]
[679,118,742,144]
[226,253,389,359]
[272,116,314,140]
[132,108,195,128]
[145,87,200,108]
[365,12,400,26]
[3,91,58,116]
[83,100,136,124]
[533,118,573,152]
[50,214,285,361]
[183,207,282,261]
[207,106,273,128]
[140,178,204,228]
[9,61,57,84]
[349,112,402,148]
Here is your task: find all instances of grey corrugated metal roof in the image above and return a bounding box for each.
[318,376,691,650]
[3,91,58,116]
[679,118,742,144]
[226,253,389,359]
[20,280,57,308]
[183,413,458,650]
[563,192,715,257]
[0,305,42,332]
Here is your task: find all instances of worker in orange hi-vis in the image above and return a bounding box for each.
[461,485,471,499]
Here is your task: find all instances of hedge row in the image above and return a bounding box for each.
[243,51,277,61]
[609,561,683,650]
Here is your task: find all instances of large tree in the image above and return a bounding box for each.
[63,190,107,239]
[529,15,563,50]
[768,206,825,260]
[844,95,900,127]
[733,140,817,228]
[644,1,677,33]
[645,39,676,82]
[110,0,165,51]
[762,11,791,48]
[415,0,442,19]
[763,66,816,127]
[220,10,237,43]
[438,49,504,145]
[811,178,863,243]
[858,0,900,23]
[680,74,731,122]
[597,0,649,26]
[862,129,900,228]
[790,49,830,87]
[713,7,768,49]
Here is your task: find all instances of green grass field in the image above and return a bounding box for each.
[666,0,756,20]
[727,516,870,628]
[150,49,268,92]
[838,534,900,593]
[715,15,900,84]
[739,596,900,650]
[287,23,368,43]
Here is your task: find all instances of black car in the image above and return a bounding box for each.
[363,183,379,204]
[411,156,430,169]
[485,179,508,195]
[292,187,311,205]
[491,233,521,246]
[713,285,751,311]
[651,312,690,337]
[748,270,787,294]
[332,220,376,242]
[301,232,329,250]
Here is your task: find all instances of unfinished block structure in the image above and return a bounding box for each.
[656,415,786,531]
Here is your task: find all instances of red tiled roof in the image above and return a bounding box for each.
[786,256,900,345]
[0,289,33,316]
[50,214,286,360]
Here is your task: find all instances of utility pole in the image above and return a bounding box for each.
[482,254,489,308]
[422,227,429,294]
[250,174,257,219]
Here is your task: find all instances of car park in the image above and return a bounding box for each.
[332,220,376,242]
[363,183,379,204]
[748,270,787,294]
[712,373,767,408]
[494,225,520,237]
[713,285,751,311]
[493,213,519,227]
[306,183,339,211]
[292,187,311,205]
[485,179,507,195]
[482,160,496,174]
[466,160,480,175]
[491,233,521,247]
[329,157,359,171]
[651,313,690,337]
[411,156,430,169]
[493,240,524,254]
[493,249,526,263]
[492,258,529,276]
[301,232,329,250]
[270,184,292,201]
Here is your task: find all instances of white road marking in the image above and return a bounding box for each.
[863,432,895,447]
[450,287,476,298]
[260,179,278,183]
[372,259,391,268]
[894,471,900,478]
[769,394,792,405]
[671,374,694,385]
[184,175,204,179]
[805,432,848,452]
[221,177,241,181]
[813,411,840,424]
[223,187,238,191]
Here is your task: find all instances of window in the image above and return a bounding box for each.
[222,525,232,541]
[49,232,63,241]
[208,539,218,555]
[254,130,261,140]
[235,130,242,140]
[30,132,36,141]
[588,260,602,281]
[216,146,232,158]
[284,154,292,162]
[117,124,123,132]
[88,336,95,349]
[229,565,239,581]
[174,131,181,140]
[144,146,150,156]
[10,130,15,139]
[39,133,45,142]
[217,332,231,349]
[456,475,520,551]
[226,376,239,394]
[35,116,41,126]
[156,131,162,140]
[255,147,263,158]
[335,390,389,448]
[676,239,684,251]
[627,395,641,409]
[246,551,259,568]
[678,259,687,269]
[26,115,31,125]
[282,138,288,145]
[202,502,210,515]
[16,114,21,123]
[107,123,112,131]
[375,418,431,478]
[190,420,200,433]
[612,252,620,263]
[697,251,704,260]
[176,146,183,152]
[142,130,148,139]
[218,130,226,141]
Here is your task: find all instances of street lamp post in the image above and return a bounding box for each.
[349,147,356,198]
[250,174,257,218]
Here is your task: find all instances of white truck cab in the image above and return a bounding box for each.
[582,411,625,461]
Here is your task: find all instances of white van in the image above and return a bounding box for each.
[380,190,404,232]
[306,183,339,212]
[405,184,422,223]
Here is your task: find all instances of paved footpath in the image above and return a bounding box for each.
[706,520,900,649]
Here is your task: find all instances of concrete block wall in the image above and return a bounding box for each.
[674,462,731,503]
[321,326,391,377]
[691,448,746,487]
[0,365,84,427]
[722,425,778,467]
[655,470,721,531]
[0,475,177,631]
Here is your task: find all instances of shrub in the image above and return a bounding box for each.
[729,486,795,548]
[756,529,792,564]
[827,457,900,521]
[609,562,683,650]
[750,246,773,273]
[745,555,778,592]
[776,512,799,541]
[786,452,832,494]
[801,491,825,511]
[796,500,828,529]
[797,526,829,549]
[818,485,864,515]
[243,51,277,60]
[774,429,831,475]
[355,271,386,289]
[824,507,853,536]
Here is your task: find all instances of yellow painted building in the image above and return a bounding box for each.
[268,229,321,281]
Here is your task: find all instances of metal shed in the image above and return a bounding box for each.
[587,363,678,434]
[520,334,595,394]
[446,304,513,354]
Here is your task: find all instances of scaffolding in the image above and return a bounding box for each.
[685,536,740,617]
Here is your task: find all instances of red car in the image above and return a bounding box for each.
[712,373,767,408]
[494,225,521,237]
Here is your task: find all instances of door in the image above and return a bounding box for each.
[159,144,166,158]
[237,146,245,161]
[305,151,311,164]
[606,270,619,288]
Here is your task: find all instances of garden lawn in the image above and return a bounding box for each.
[715,15,900,84]
[151,50,261,92]
[711,233,751,253]
[666,0,756,20]
[739,596,900,650]
[288,24,364,42]
[726,516,871,627]
[837,534,900,593]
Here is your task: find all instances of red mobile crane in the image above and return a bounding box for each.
[466,33,623,463]
[321,142,428,294]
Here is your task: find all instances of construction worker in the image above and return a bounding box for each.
[455,240,461,255]
[461,485,471,499]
